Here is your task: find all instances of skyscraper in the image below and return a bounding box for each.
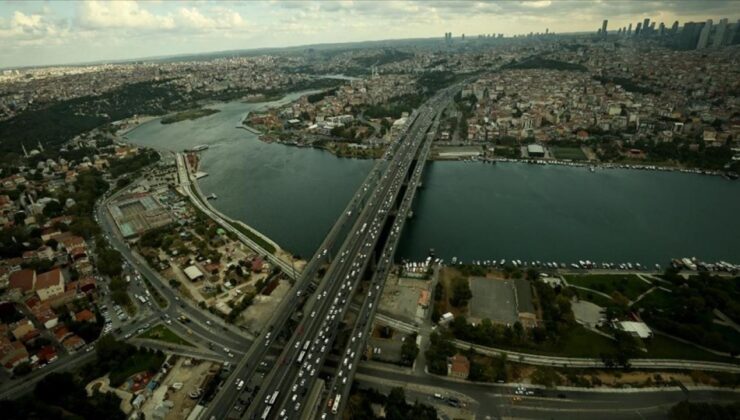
[602,19,608,38]
[659,22,665,36]
[628,23,632,35]
[697,19,713,49]
[713,18,728,47]
[679,22,704,50]
[643,18,651,36]
[671,21,679,34]
[635,22,642,36]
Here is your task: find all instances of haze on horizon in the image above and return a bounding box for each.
[1,0,738,69]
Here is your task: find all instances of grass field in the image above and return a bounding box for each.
[633,288,675,310]
[565,274,653,301]
[572,288,615,308]
[138,324,193,347]
[645,335,738,363]
[552,146,587,161]
[499,326,615,358]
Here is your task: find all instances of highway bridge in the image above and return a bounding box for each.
[226,85,459,420]
[201,100,430,420]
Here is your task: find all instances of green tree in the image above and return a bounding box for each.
[449,277,472,307]
[400,333,419,366]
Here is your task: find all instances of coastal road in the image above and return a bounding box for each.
[353,362,740,420]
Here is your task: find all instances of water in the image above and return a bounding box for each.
[397,162,740,266]
[125,93,373,258]
[125,96,740,265]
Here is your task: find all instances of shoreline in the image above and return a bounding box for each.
[251,134,737,179]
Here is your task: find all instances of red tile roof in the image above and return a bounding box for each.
[35,268,63,291]
[9,269,35,292]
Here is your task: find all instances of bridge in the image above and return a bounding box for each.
[202,85,458,420]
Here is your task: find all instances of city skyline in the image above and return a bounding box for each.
[1,0,739,68]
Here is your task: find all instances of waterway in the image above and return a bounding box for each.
[125,92,374,258]
[125,95,740,266]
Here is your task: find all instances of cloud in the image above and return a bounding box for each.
[77,1,175,30]
[177,7,247,31]
[0,11,69,45]
[76,1,247,33]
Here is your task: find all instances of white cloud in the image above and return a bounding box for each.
[177,7,247,31]
[77,1,175,30]
[520,1,553,9]
[0,11,69,45]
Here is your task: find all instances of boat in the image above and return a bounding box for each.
[187,144,210,152]
[206,193,218,200]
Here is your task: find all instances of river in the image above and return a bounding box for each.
[125,96,740,266]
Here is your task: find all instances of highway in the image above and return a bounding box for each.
[246,87,458,419]
[319,97,444,419]
[200,117,419,420]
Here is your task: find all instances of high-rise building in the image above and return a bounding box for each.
[697,19,713,49]
[671,21,679,34]
[728,19,740,46]
[679,21,705,50]
[643,18,651,36]
[713,18,728,47]
[602,19,608,38]
[635,22,642,36]
[659,22,665,36]
[628,23,632,35]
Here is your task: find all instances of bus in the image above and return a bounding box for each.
[260,407,271,420]
[331,394,342,414]
[269,391,280,405]
[303,341,310,351]
[297,351,306,364]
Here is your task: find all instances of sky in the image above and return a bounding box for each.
[0,0,737,68]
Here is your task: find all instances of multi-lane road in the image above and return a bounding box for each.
[243,87,458,419]
[200,118,421,420]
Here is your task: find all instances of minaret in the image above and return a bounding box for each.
[22,143,28,157]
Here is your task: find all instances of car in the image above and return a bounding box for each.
[294,402,301,411]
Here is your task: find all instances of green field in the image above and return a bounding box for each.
[572,288,615,308]
[633,288,675,310]
[565,274,653,301]
[552,146,587,161]
[645,335,738,363]
[138,324,193,347]
[499,326,615,358]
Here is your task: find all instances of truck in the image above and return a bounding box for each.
[440,312,454,324]
[331,394,342,414]
[136,295,147,304]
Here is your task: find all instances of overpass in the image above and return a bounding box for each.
[241,86,458,419]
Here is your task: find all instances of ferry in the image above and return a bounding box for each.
[188,144,210,152]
